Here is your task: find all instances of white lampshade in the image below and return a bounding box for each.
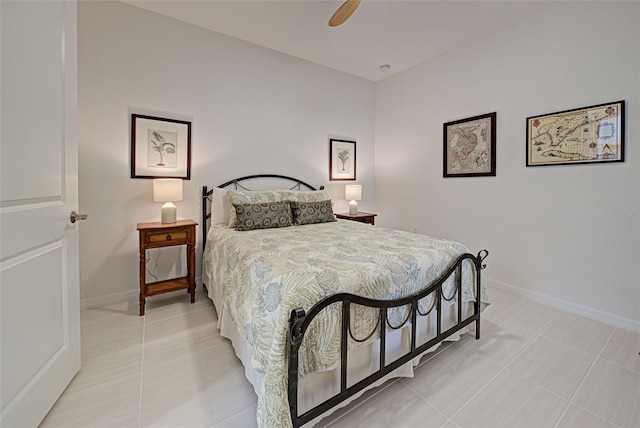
[345,185,362,215]
[153,178,183,202]
[153,179,183,223]
[345,185,362,201]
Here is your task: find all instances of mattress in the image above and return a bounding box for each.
[202,220,489,427]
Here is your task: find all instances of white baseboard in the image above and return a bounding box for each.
[485,277,640,334]
[80,289,138,311]
[80,276,204,311]
[82,276,639,334]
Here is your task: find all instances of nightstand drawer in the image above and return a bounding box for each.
[145,229,191,245]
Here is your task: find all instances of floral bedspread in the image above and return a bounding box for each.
[203,220,488,427]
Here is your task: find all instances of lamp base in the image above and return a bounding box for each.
[161,202,177,223]
[349,200,358,215]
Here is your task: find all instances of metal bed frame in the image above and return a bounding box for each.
[288,250,487,427]
[202,174,487,427]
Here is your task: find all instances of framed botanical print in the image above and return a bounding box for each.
[131,114,192,179]
[329,139,356,181]
[443,112,496,177]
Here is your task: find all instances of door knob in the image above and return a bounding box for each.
[70,211,88,224]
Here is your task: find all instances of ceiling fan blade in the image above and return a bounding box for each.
[328,0,361,27]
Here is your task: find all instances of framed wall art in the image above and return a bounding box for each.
[329,139,356,181]
[526,100,625,167]
[131,114,192,179]
[443,112,496,177]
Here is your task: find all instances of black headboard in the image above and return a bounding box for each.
[201,174,323,249]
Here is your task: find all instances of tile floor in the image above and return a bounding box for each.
[40,287,640,428]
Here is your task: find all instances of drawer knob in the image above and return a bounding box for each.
[166,234,172,241]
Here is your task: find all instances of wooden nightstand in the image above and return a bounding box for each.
[335,212,377,225]
[137,219,197,316]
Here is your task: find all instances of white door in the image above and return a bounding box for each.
[0,1,81,427]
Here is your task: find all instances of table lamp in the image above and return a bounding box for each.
[345,184,362,215]
[153,178,183,223]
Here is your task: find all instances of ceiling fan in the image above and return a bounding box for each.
[328,0,361,27]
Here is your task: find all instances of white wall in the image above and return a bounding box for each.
[375,2,640,330]
[78,1,375,303]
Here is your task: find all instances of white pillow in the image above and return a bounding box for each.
[278,189,332,203]
[211,187,230,225]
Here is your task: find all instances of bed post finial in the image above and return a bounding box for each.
[288,308,306,346]
[477,249,489,270]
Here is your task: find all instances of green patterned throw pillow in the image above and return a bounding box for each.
[233,201,293,231]
[227,190,280,228]
[290,200,336,225]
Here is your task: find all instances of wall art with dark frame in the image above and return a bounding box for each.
[526,100,625,167]
[443,112,496,177]
[131,114,192,179]
[329,139,356,181]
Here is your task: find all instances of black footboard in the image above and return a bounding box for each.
[287,250,488,427]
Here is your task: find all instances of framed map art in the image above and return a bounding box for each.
[526,100,625,167]
[443,112,496,177]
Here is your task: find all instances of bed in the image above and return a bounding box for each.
[201,175,489,427]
